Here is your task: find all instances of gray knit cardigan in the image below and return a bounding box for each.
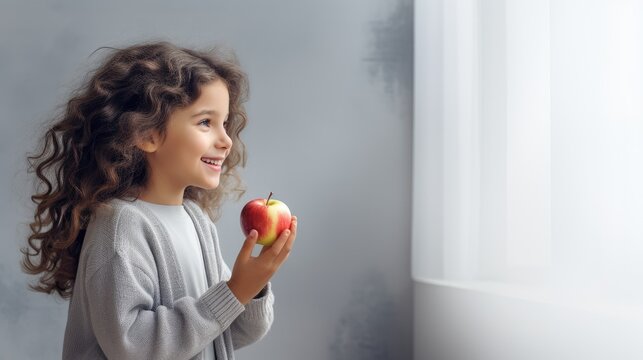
[62,197,274,359]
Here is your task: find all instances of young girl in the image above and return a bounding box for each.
[21,40,297,360]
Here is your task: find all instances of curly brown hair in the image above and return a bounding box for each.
[21,40,249,299]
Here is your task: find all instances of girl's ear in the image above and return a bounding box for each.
[135,130,160,153]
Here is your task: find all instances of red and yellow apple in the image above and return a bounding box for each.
[240,192,292,246]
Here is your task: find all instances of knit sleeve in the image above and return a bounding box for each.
[86,252,246,360]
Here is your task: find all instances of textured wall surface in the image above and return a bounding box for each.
[0,0,412,359]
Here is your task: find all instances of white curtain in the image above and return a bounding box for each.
[413,0,643,303]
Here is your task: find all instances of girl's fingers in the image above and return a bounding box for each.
[259,243,271,256]
[239,229,258,259]
[274,233,294,265]
[268,229,290,257]
[258,216,298,263]
[275,217,297,264]
[289,216,297,239]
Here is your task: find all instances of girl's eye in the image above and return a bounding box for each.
[223,120,230,130]
[198,119,211,127]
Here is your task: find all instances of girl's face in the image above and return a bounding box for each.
[138,79,232,204]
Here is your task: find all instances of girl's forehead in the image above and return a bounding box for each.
[191,81,230,109]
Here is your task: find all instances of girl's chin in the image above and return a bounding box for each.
[202,180,221,190]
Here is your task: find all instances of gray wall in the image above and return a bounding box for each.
[0,1,413,359]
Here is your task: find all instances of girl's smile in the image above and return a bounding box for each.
[201,156,224,172]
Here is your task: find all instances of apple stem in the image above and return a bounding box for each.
[266,192,273,206]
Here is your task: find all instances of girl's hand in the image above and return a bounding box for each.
[227,216,297,305]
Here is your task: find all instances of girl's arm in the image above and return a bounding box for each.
[86,252,245,360]
[210,222,275,348]
[208,214,296,350]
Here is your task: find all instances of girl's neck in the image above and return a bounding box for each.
[136,190,184,206]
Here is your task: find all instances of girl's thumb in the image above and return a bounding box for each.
[240,230,258,258]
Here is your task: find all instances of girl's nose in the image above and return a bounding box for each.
[216,129,233,150]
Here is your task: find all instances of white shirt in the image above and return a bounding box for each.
[136,199,215,360]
